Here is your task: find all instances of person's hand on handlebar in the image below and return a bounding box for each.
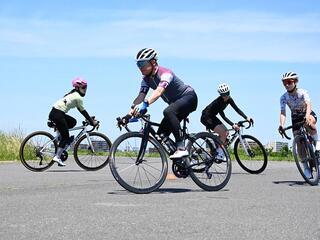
[278,125,284,136]
[232,123,240,131]
[247,117,254,125]
[132,100,149,117]
[120,114,132,125]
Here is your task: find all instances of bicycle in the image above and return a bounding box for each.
[279,120,319,186]
[209,120,268,174]
[19,118,112,172]
[110,114,232,194]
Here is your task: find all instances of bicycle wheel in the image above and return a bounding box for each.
[292,135,319,186]
[186,132,231,191]
[109,132,168,194]
[73,132,112,171]
[234,135,268,174]
[19,131,56,171]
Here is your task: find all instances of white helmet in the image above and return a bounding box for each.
[282,71,299,82]
[217,83,230,94]
[136,48,158,62]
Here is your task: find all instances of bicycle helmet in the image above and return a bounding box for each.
[281,71,299,82]
[72,77,87,88]
[217,83,230,94]
[136,48,158,62]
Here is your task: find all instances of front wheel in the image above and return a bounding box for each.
[186,132,232,191]
[234,135,268,174]
[73,132,112,171]
[19,131,56,171]
[292,135,319,186]
[109,132,168,194]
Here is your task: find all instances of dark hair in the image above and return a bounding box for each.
[63,89,77,97]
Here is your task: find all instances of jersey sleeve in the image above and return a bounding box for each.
[302,89,311,103]
[158,72,173,89]
[76,98,85,112]
[229,98,247,119]
[219,111,234,126]
[139,79,149,94]
[280,94,287,113]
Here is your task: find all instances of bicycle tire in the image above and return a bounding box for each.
[109,131,168,194]
[73,132,112,171]
[234,135,268,174]
[292,135,319,186]
[186,132,231,191]
[19,131,56,172]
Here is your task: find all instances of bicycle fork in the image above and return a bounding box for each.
[135,124,151,165]
[237,135,253,157]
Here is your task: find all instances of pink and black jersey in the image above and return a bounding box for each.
[139,66,193,104]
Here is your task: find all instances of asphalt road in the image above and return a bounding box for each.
[1,160,320,240]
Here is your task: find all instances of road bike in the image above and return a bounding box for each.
[110,114,232,194]
[279,120,319,186]
[19,118,112,172]
[208,120,267,174]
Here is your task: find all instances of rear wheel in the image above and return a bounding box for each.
[186,132,231,191]
[19,131,56,171]
[293,135,319,185]
[109,132,168,194]
[74,132,112,171]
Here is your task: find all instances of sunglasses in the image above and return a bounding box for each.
[136,60,150,68]
[282,79,296,86]
[220,92,230,97]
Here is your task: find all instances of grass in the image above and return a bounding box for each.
[0,128,24,161]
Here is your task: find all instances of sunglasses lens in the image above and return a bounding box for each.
[283,80,295,85]
[136,60,149,68]
[221,92,230,97]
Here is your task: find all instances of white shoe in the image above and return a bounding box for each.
[170,149,189,159]
[303,167,312,179]
[53,156,66,166]
[216,147,225,160]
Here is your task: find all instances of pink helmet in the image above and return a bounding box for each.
[72,77,87,88]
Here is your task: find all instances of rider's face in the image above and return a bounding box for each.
[282,79,296,92]
[138,62,153,76]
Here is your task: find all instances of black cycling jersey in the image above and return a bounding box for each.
[201,96,247,126]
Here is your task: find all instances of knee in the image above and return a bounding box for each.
[69,119,77,128]
[163,107,173,118]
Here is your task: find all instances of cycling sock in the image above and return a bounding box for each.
[55,147,64,158]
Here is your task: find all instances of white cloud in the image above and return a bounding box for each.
[0,10,319,61]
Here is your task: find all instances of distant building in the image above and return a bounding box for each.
[265,141,288,152]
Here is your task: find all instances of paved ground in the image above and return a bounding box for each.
[0,160,320,240]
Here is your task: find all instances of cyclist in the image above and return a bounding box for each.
[123,48,198,159]
[200,83,253,158]
[48,77,98,166]
[278,71,320,177]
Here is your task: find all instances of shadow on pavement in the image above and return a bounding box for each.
[273,180,309,186]
[47,169,85,173]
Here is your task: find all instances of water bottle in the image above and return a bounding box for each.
[162,137,176,154]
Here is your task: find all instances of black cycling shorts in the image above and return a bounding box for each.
[200,115,222,130]
[292,111,317,131]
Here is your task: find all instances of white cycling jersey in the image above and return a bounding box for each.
[280,88,311,115]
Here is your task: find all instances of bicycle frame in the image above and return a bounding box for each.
[42,123,97,155]
[130,115,189,163]
[227,127,251,156]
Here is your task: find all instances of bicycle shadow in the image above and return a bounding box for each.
[273,180,309,186]
[108,188,230,195]
[47,169,85,173]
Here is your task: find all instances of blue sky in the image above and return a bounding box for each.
[1,0,320,145]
